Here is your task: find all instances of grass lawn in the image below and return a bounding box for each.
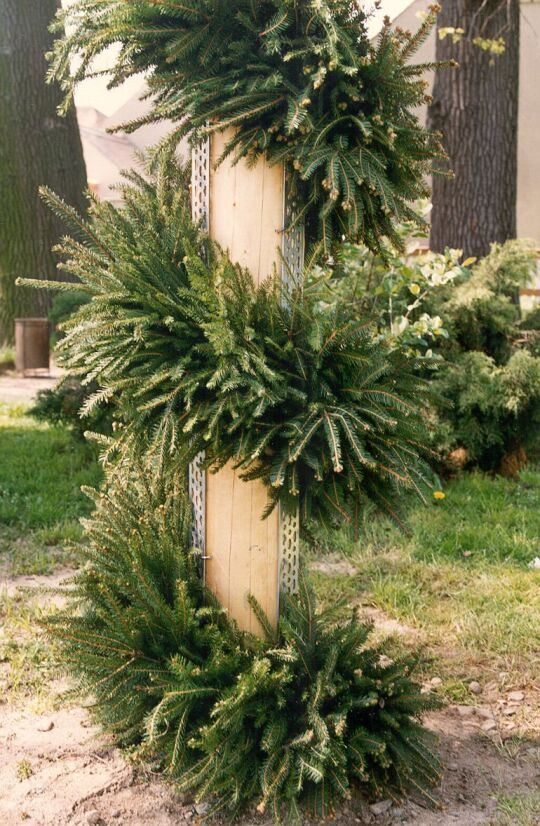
[0,402,102,576]
[310,470,540,707]
[0,403,102,706]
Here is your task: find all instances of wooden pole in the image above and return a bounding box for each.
[204,130,284,634]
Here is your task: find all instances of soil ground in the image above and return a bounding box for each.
[1,573,539,826]
[0,366,61,405]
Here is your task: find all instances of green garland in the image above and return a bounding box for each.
[50,0,447,253]
[22,154,435,526]
[48,464,441,821]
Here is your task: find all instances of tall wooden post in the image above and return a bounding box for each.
[190,130,302,635]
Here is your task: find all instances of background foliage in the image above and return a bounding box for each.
[29,289,113,439]
[309,232,540,472]
[429,240,540,471]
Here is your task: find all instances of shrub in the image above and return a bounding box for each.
[308,236,540,472]
[308,227,465,358]
[29,378,113,439]
[21,154,436,528]
[429,241,540,470]
[48,464,441,821]
[48,289,90,344]
[437,240,538,366]
[433,350,540,472]
[30,290,108,437]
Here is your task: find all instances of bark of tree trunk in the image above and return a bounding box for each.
[0,0,87,343]
[428,0,520,259]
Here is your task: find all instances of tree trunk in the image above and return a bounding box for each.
[428,0,520,259]
[0,0,87,344]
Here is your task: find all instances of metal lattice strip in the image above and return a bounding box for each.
[188,452,206,555]
[191,138,210,228]
[279,506,301,595]
[279,168,304,594]
[282,169,305,293]
[189,137,210,556]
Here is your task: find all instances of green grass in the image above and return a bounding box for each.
[0,403,100,707]
[311,469,540,692]
[410,470,540,566]
[493,792,540,826]
[0,403,101,575]
[0,586,64,710]
[0,346,15,371]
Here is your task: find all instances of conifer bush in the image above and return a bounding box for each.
[425,240,540,471]
[50,465,440,821]
[49,0,447,253]
[22,154,435,527]
[27,4,449,815]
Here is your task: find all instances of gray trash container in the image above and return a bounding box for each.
[15,318,50,375]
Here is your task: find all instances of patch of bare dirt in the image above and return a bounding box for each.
[310,558,359,577]
[0,705,196,825]
[1,569,75,599]
[0,366,62,405]
[1,703,539,826]
[1,572,539,826]
[360,605,422,642]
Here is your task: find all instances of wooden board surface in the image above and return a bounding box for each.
[209,129,284,285]
[205,129,283,634]
[206,462,280,634]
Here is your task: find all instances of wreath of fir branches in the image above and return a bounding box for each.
[21,154,435,527]
[50,0,448,253]
[48,464,441,821]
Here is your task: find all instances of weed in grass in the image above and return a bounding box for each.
[493,792,540,825]
[0,587,63,711]
[36,521,84,547]
[435,678,471,704]
[493,734,540,763]
[16,760,34,781]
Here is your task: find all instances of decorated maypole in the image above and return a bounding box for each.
[28,2,451,817]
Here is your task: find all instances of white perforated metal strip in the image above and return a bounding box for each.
[189,138,210,560]
[279,167,304,595]
[191,138,210,229]
[188,451,206,556]
[279,504,301,595]
[282,168,305,293]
